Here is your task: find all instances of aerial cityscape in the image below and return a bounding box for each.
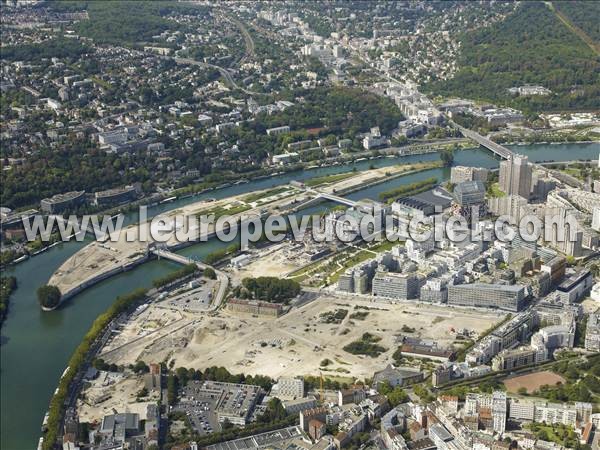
[0,1,600,450]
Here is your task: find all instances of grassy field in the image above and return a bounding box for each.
[198,203,251,219]
[288,238,403,285]
[242,187,292,203]
[304,172,359,187]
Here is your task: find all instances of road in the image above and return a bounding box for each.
[217,12,255,66]
[452,120,586,188]
[451,122,514,159]
[170,55,264,96]
[151,248,229,310]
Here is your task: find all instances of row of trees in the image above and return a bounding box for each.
[42,287,149,449]
[165,366,291,447]
[378,177,438,203]
[152,264,198,289]
[204,243,241,265]
[0,276,17,327]
[171,365,275,392]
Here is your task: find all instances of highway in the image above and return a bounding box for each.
[167,12,264,96]
[216,12,255,66]
[169,55,264,96]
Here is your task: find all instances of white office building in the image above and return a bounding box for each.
[274,377,304,400]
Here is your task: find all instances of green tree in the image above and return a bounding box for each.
[387,387,409,406]
[204,267,217,280]
[132,360,149,374]
[167,373,178,405]
[37,285,61,309]
[236,277,300,303]
[440,147,454,167]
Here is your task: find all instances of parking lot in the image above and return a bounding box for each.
[160,279,217,312]
[172,382,221,435]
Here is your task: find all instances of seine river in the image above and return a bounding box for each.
[1,142,598,449]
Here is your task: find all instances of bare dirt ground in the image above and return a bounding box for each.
[78,372,159,424]
[228,242,313,281]
[100,293,501,381]
[581,298,599,314]
[504,371,566,394]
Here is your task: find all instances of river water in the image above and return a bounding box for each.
[1,142,598,449]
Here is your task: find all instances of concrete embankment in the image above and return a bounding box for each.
[44,163,440,307]
[50,254,150,309]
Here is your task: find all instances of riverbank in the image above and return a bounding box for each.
[2,142,599,450]
[4,137,594,272]
[45,162,442,305]
[0,276,17,328]
[41,287,150,450]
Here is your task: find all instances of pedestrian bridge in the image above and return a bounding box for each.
[316,192,358,207]
[151,247,207,268]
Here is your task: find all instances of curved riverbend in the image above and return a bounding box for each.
[1,142,599,450]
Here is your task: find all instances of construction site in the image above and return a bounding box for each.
[46,162,440,302]
[77,371,158,425]
[97,292,502,381]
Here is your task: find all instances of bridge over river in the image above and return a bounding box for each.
[452,122,514,159]
[452,122,584,188]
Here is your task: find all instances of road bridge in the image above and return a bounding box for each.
[452,123,514,159]
[452,122,587,189]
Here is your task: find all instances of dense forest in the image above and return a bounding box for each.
[0,38,92,62]
[426,2,600,112]
[45,1,208,47]
[253,86,404,136]
[554,1,600,41]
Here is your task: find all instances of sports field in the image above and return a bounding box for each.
[504,371,566,394]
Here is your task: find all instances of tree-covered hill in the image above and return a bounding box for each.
[426,1,600,112]
[46,1,209,47]
[554,1,600,42]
